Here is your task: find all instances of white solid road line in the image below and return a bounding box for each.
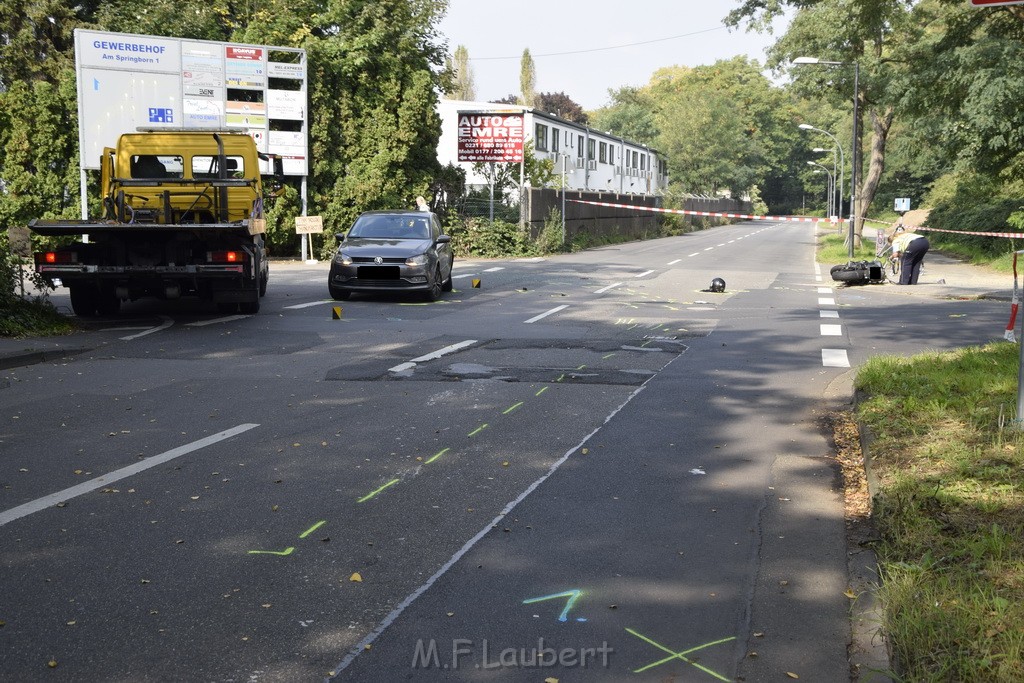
[451,274,478,280]
[634,270,655,278]
[483,267,505,272]
[524,305,569,324]
[388,339,479,373]
[667,259,682,265]
[594,282,623,294]
[284,300,331,310]
[120,316,174,341]
[0,424,260,527]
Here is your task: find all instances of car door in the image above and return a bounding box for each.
[431,214,453,278]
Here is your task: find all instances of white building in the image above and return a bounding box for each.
[437,99,669,196]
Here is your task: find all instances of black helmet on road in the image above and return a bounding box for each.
[709,278,726,293]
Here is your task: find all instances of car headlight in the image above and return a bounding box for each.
[405,254,428,266]
[335,252,352,266]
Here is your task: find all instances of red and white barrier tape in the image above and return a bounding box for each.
[863,217,1024,240]
[567,199,829,223]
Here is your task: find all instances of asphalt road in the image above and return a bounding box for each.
[0,221,1010,682]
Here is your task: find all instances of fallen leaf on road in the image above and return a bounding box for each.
[786,673,799,679]
[844,588,857,599]
[350,573,362,582]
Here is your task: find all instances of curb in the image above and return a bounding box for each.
[0,346,91,371]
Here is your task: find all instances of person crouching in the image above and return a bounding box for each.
[889,229,930,285]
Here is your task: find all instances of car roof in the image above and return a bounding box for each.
[358,210,435,217]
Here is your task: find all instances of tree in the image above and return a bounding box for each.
[728,0,921,246]
[534,92,588,124]
[589,86,658,145]
[448,44,476,100]
[519,48,536,108]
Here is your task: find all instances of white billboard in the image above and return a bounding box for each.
[74,29,307,176]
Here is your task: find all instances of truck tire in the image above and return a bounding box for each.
[239,299,260,315]
[69,287,98,317]
[96,287,120,315]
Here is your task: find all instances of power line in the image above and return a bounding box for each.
[468,25,729,61]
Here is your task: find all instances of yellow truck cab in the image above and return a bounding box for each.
[31,130,280,316]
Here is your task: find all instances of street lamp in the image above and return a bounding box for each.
[794,56,860,260]
[812,146,839,223]
[798,123,845,239]
[807,161,834,219]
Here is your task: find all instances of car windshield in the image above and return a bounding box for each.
[349,215,430,239]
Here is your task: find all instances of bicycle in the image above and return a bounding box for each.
[875,243,900,283]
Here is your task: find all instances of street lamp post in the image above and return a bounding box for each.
[813,146,839,223]
[794,57,860,260]
[807,161,834,220]
[799,123,845,243]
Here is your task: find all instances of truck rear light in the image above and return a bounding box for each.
[207,250,242,263]
[37,251,77,265]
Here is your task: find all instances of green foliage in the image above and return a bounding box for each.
[264,183,303,256]
[446,218,537,259]
[537,208,565,254]
[308,0,450,242]
[855,342,1024,682]
[0,231,74,338]
[519,48,536,108]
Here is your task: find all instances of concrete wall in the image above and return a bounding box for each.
[524,188,752,243]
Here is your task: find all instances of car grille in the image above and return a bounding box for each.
[352,257,406,264]
[356,265,401,280]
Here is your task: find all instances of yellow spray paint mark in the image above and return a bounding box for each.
[468,423,489,437]
[357,478,400,503]
[602,353,616,360]
[535,386,548,397]
[425,447,450,464]
[299,520,326,539]
[503,402,524,415]
[248,547,295,556]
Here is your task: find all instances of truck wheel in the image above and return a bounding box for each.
[217,302,239,314]
[96,288,120,315]
[239,299,260,315]
[259,271,268,297]
[69,287,98,317]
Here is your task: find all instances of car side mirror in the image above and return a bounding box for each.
[436,234,451,244]
[335,233,345,243]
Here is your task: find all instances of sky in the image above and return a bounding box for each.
[436,0,792,111]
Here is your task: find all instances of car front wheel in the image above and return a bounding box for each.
[423,266,443,302]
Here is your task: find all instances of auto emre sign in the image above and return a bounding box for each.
[457,112,524,163]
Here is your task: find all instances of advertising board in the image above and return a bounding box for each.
[74,29,307,176]
[456,112,525,163]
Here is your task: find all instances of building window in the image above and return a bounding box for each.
[640,155,646,171]
[552,127,560,153]
[577,135,584,157]
[587,139,595,161]
[599,141,607,163]
[632,151,638,169]
[535,123,549,151]
[608,144,615,164]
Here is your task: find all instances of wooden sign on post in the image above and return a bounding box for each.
[294,216,324,234]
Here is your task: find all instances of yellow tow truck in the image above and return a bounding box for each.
[30,129,281,315]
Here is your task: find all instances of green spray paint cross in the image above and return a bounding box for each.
[625,628,735,680]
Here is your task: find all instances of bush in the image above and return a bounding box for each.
[446,217,538,258]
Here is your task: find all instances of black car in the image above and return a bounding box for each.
[328,211,454,301]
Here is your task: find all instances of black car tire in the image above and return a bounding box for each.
[329,285,351,301]
[441,258,454,292]
[423,266,443,302]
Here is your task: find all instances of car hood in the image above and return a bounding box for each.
[340,237,432,257]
